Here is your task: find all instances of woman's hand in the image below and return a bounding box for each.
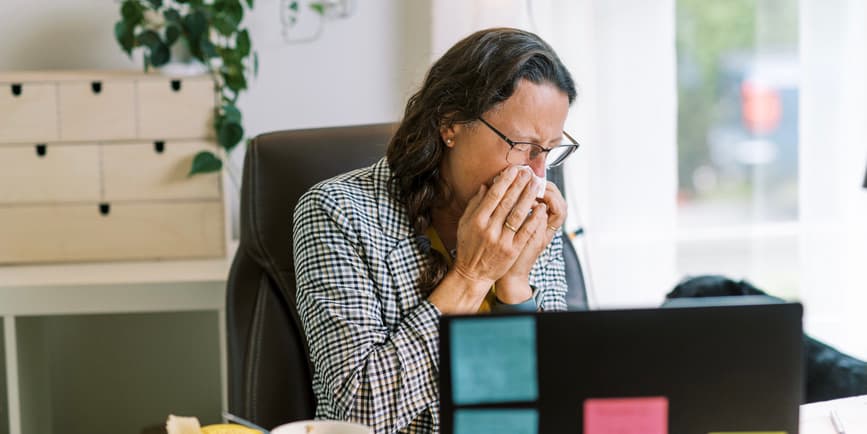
[428,165,555,313]
[456,166,543,276]
[495,181,567,304]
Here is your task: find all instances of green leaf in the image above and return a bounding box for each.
[220,48,241,66]
[253,51,259,76]
[137,30,170,67]
[221,103,242,123]
[213,14,236,36]
[164,24,181,46]
[244,0,254,8]
[309,2,325,15]
[146,0,163,8]
[225,1,244,24]
[221,65,247,92]
[217,120,244,151]
[150,42,171,66]
[199,37,218,59]
[183,10,208,40]
[237,29,250,57]
[121,0,144,26]
[136,29,161,48]
[189,151,223,176]
[163,8,182,24]
[114,21,135,56]
[289,1,298,12]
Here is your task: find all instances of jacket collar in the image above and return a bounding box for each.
[372,158,415,241]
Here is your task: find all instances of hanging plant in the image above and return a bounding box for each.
[114,0,257,176]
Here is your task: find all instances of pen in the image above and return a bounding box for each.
[223,411,271,434]
[830,409,846,434]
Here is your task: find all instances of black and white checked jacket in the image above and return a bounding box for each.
[293,158,567,434]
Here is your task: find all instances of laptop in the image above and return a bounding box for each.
[439,302,803,434]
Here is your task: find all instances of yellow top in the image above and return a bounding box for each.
[425,226,497,313]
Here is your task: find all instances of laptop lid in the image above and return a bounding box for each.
[439,302,803,434]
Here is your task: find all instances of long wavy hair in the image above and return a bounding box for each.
[386,28,577,292]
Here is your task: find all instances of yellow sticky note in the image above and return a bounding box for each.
[709,432,787,434]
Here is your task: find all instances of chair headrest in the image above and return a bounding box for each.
[239,123,396,289]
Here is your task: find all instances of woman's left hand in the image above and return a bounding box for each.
[495,181,567,303]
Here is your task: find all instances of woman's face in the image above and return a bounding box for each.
[440,79,570,212]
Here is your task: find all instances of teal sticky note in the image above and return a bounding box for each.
[450,316,538,405]
[454,408,539,434]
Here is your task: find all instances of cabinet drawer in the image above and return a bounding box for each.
[138,77,214,139]
[58,81,136,141]
[0,82,59,143]
[0,144,100,203]
[0,201,225,263]
[101,141,222,201]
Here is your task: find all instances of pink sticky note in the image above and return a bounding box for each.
[584,396,668,434]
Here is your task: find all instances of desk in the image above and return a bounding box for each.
[801,395,867,433]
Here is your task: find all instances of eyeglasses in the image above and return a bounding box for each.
[478,117,581,168]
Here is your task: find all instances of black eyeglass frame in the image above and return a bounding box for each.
[477,117,581,168]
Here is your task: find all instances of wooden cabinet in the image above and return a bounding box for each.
[0,144,101,203]
[0,82,59,143]
[101,141,221,201]
[137,77,214,139]
[58,80,137,141]
[0,71,226,264]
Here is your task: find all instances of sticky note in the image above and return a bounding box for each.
[454,408,538,434]
[584,396,668,434]
[450,316,538,405]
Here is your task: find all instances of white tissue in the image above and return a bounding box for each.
[518,166,546,198]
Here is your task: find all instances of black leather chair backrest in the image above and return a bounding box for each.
[226,123,395,429]
[226,123,589,429]
[547,165,588,310]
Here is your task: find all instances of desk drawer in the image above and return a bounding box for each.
[138,77,214,139]
[101,141,222,201]
[0,201,226,263]
[58,81,136,141]
[0,144,100,203]
[0,82,59,144]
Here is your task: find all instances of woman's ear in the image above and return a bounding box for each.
[440,121,462,148]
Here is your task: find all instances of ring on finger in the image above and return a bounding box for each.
[547,225,560,232]
[504,221,519,232]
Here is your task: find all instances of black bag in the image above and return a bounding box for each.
[665,275,867,403]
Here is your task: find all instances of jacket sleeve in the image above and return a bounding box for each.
[293,185,440,433]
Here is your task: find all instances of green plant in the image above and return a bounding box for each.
[114,0,257,175]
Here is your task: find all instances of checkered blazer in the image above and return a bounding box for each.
[293,158,567,434]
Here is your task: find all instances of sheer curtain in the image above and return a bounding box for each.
[799,0,867,359]
[431,0,679,308]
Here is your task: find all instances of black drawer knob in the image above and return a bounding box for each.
[171,79,182,92]
[154,141,165,153]
[35,144,47,157]
[91,81,102,94]
[99,203,111,216]
[11,83,22,97]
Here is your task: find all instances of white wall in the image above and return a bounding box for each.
[241,0,432,136]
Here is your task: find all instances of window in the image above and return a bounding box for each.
[676,0,800,298]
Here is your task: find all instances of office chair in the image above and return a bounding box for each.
[226,123,588,429]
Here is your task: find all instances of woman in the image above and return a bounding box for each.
[293,28,579,433]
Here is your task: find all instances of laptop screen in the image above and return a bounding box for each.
[439,303,803,434]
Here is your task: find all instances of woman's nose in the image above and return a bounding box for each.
[528,157,546,177]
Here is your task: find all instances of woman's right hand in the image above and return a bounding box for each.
[452,165,547,287]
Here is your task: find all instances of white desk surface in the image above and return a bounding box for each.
[801,394,867,433]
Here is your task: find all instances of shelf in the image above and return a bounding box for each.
[0,240,238,289]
